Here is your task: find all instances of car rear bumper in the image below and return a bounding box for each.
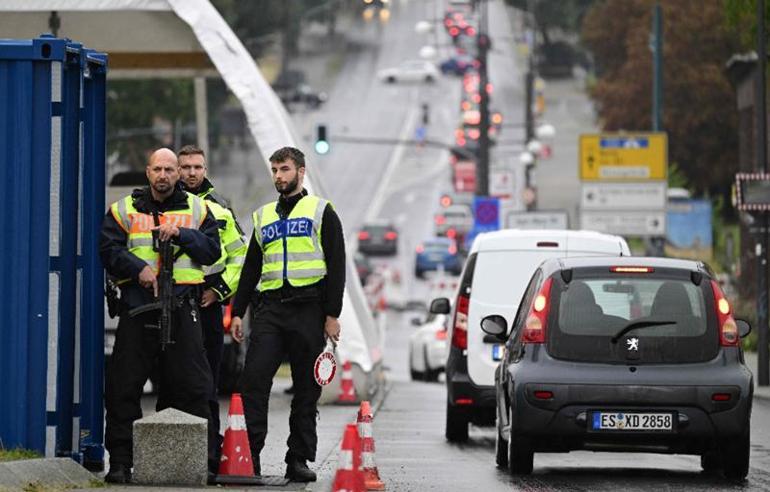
[507,360,752,453]
[359,242,397,255]
[446,347,496,423]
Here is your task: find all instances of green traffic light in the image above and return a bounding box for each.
[315,140,330,155]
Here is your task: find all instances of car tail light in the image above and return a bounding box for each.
[456,136,467,146]
[472,93,481,104]
[711,280,739,346]
[454,128,464,140]
[449,27,460,37]
[436,330,448,341]
[468,129,480,140]
[447,228,457,239]
[533,390,553,400]
[492,112,503,125]
[461,100,471,111]
[435,215,446,226]
[522,278,553,344]
[451,294,469,350]
[448,244,457,255]
[486,82,493,94]
[467,26,476,36]
[610,266,654,273]
[712,393,731,402]
[444,19,452,27]
[416,244,424,253]
[455,398,473,405]
[358,231,370,240]
[440,195,452,207]
[385,231,397,240]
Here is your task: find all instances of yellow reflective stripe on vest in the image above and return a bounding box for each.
[113,192,206,284]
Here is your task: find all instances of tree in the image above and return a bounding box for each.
[582,0,742,204]
[506,0,595,46]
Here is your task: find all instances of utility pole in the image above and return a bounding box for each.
[476,0,491,197]
[524,0,536,210]
[651,2,663,132]
[757,0,769,386]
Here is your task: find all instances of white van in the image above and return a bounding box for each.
[430,229,631,442]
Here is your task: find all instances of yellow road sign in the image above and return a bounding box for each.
[580,133,667,180]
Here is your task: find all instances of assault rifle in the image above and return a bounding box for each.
[128,212,176,350]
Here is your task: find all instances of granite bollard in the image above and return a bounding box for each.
[133,408,208,486]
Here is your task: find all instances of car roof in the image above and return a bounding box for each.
[543,256,709,273]
[469,229,627,254]
[362,220,394,228]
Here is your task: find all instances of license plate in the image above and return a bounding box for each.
[592,412,673,431]
[491,344,502,361]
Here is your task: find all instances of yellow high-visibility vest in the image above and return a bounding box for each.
[110,192,207,285]
[253,195,329,291]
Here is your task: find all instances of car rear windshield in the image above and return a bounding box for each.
[424,241,450,252]
[546,270,719,364]
[363,225,391,235]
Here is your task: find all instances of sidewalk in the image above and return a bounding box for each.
[743,351,770,400]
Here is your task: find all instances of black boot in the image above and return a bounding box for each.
[285,458,316,482]
[253,455,261,477]
[104,463,132,484]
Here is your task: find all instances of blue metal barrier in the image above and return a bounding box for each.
[0,35,107,470]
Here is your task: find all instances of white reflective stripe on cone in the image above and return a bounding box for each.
[228,414,246,431]
[338,449,353,470]
[358,422,372,439]
[361,451,375,468]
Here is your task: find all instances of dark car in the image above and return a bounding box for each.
[440,55,478,76]
[414,237,463,278]
[477,256,752,478]
[357,222,398,256]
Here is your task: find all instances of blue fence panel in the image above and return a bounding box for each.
[0,35,106,469]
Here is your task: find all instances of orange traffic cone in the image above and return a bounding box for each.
[357,401,385,490]
[332,424,366,492]
[218,393,255,477]
[337,360,358,405]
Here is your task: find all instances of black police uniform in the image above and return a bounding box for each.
[181,177,245,470]
[231,188,345,477]
[99,186,221,478]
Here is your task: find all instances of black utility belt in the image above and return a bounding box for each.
[259,287,321,303]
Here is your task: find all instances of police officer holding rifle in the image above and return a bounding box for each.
[100,148,221,484]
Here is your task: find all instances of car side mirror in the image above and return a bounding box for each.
[410,317,423,327]
[737,319,752,338]
[481,314,508,339]
[430,297,451,314]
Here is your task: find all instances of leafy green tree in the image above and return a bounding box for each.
[582,0,741,207]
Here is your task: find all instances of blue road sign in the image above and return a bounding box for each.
[473,196,500,231]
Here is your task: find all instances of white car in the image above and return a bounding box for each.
[378,60,440,83]
[408,312,449,382]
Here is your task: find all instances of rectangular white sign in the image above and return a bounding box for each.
[490,168,515,198]
[580,211,665,236]
[506,211,569,230]
[581,182,667,210]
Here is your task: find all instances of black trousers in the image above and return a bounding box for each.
[201,301,225,463]
[105,298,214,467]
[240,298,326,463]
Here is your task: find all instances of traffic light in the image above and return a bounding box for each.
[314,124,330,155]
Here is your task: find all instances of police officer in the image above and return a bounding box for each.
[100,148,221,483]
[230,146,345,482]
[177,144,247,472]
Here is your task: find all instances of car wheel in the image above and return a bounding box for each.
[721,427,750,480]
[445,403,469,442]
[386,76,396,83]
[423,346,439,382]
[414,268,423,279]
[409,349,423,381]
[425,75,435,83]
[700,451,720,472]
[495,414,508,469]
[507,405,533,475]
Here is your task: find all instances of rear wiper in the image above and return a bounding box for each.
[611,319,677,343]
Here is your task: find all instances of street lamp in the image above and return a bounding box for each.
[535,123,555,139]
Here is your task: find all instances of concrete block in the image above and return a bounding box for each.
[133,408,208,486]
[0,458,96,490]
